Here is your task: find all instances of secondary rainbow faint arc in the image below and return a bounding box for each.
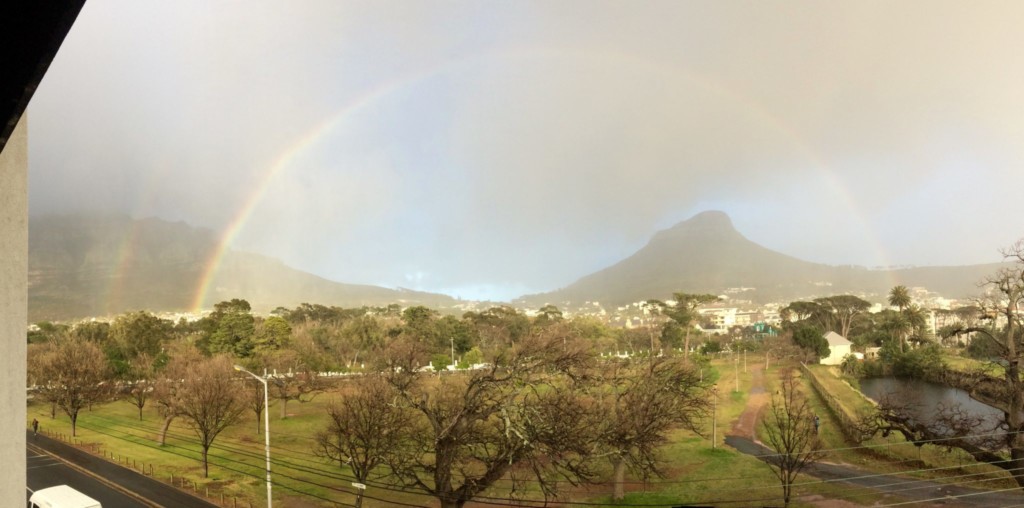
[188,89,401,313]
[189,47,892,313]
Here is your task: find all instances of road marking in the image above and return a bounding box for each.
[28,462,64,471]
[27,442,161,508]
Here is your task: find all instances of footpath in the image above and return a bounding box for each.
[723,366,1024,507]
[28,430,218,508]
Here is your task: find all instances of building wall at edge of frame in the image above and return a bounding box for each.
[0,113,27,501]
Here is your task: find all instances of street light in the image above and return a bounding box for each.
[235,365,272,508]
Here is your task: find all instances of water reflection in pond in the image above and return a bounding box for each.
[859,377,1005,439]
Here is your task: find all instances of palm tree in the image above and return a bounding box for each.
[888,286,912,352]
[882,312,911,350]
[904,304,931,345]
[888,285,911,310]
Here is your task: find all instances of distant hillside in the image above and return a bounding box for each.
[28,214,454,322]
[521,211,1006,307]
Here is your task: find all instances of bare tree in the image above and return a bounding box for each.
[125,353,155,420]
[29,336,112,436]
[175,355,245,478]
[151,344,203,446]
[761,370,824,506]
[868,240,1024,489]
[314,376,417,508]
[244,374,268,435]
[598,356,711,500]
[265,350,325,419]
[152,348,244,476]
[377,326,598,508]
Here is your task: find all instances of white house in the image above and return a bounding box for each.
[820,331,852,365]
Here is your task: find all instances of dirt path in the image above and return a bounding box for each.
[728,363,768,439]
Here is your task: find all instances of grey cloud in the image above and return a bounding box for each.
[28,1,1024,300]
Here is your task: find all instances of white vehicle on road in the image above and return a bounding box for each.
[28,485,101,508]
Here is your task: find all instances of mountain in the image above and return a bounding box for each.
[28,214,454,322]
[521,211,1006,307]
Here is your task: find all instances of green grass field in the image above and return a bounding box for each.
[25,358,826,507]
[35,356,1017,507]
[942,352,1007,378]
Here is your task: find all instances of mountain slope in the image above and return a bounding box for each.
[524,211,1004,306]
[28,214,453,321]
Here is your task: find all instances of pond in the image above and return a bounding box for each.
[859,377,1006,437]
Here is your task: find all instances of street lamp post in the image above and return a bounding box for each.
[235,365,272,508]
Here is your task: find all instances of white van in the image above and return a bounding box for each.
[28,485,101,508]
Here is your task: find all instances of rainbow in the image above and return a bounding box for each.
[185,62,458,313]
[183,47,893,313]
[104,168,166,317]
[104,216,140,316]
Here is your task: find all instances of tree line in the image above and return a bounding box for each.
[31,265,1022,504]
[28,295,734,507]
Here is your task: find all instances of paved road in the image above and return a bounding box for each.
[28,441,149,507]
[27,431,217,508]
[725,435,1024,507]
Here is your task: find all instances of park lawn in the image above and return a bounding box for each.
[616,439,780,506]
[634,358,880,507]
[596,355,770,506]
[28,390,432,508]
[37,355,963,507]
[943,352,1007,378]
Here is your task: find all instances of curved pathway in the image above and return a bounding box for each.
[723,366,1023,507]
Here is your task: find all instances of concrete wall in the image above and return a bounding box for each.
[0,114,27,499]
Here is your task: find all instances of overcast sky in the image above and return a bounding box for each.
[28,1,1024,301]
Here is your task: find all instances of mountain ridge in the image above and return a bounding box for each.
[28,213,455,321]
[521,211,1006,306]
[29,211,1007,321]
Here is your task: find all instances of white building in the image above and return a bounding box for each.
[698,307,738,329]
[820,331,852,365]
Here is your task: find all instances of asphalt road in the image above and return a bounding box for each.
[725,435,1024,507]
[26,431,217,508]
[28,441,150,507]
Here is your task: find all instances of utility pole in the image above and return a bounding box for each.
[734,355,739,393]
[235,366,272,508]
[711,385,718,449]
